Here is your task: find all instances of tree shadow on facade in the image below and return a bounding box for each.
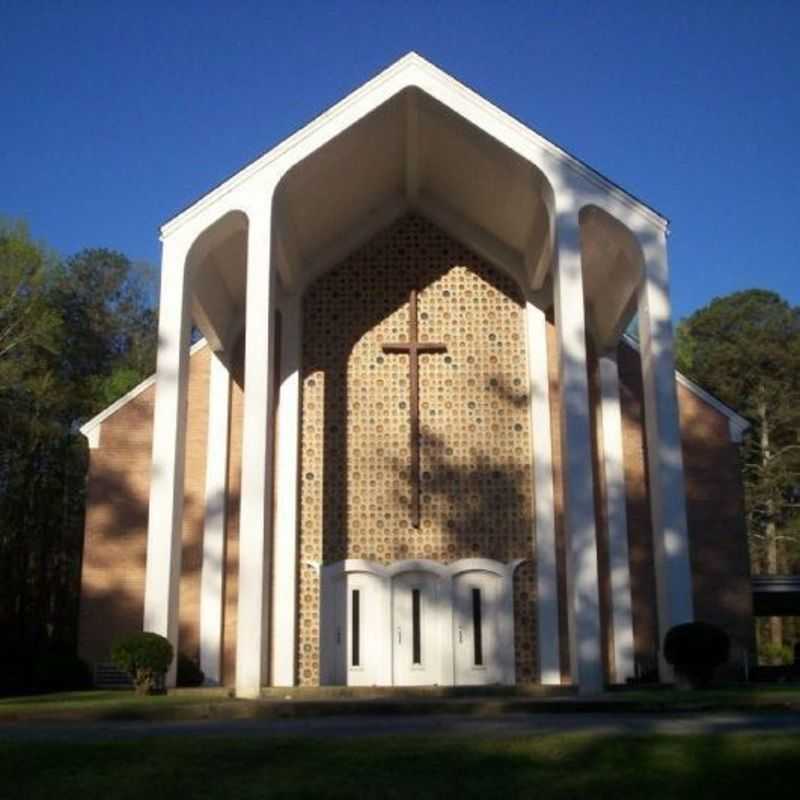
[78,348,218,681]
[299,214,539,682]
[617,339,756,678]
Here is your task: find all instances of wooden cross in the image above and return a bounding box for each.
[382,289,447,528]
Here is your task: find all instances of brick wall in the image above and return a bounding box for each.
[78,346,210,669]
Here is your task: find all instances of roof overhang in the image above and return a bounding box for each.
[752,575,800,616]
[159,53,670,357]
[161,52,668,241]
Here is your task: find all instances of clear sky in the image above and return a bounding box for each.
[1,1,798,320]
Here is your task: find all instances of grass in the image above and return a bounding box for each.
[2,683,800,723]
[2,732,800,799]
[0,689,243,723]
[607,684,800,707]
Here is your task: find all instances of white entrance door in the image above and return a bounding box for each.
[329,571,386,686]
[453,571,502,685]
[391,571,442,685]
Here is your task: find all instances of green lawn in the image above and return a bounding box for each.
[0,689,240,723]
[2,684,800,723]
[2,733,800,800]
[607,684,800,707]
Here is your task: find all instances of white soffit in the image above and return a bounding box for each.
[160,52,668,241]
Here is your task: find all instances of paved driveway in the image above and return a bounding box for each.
[3,712,800,741]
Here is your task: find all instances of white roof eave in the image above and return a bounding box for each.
[159,52,669,243]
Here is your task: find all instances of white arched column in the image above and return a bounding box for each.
[271,295,302,686]
[199,350,232,684]
[524,301,561,685]
[552,212,603,694]
[143,235,192,687]
[236,197,277,698]
[598,352,635,683]
[637,230,694,678]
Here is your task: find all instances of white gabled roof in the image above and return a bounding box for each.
[79,338,208,448]
[160,52,668,241]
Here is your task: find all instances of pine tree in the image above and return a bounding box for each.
[676,290,800,655]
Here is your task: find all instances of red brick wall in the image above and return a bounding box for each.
[617,341,754,674]
[222,343,245,686]
[78,346,210,668]
[678,377,754,657]
[617,342,661,674]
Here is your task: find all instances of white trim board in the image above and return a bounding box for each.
[621,334,749,443]
[79,338,209,448]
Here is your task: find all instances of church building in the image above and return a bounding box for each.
[78,53,754,697]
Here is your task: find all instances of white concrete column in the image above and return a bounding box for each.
[271,295,302,686]
[637,230,694,677]
[524,301,561,685]
[199,351,232,685]
[143,235,191,687]
[236,196,276,698]
[598,352,635,683]
[552,211,603,694]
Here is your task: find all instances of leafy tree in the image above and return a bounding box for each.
[50,249,157,421]
[0,220,61,390]
[0,220,157,692]
[675,290,800,650]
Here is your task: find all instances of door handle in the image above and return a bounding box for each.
[397,626,402,645]
[336,627,341,645]
[458,627,463,644]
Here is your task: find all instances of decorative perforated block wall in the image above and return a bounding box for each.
[297,215,537,685]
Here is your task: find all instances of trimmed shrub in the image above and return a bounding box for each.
[111,632,173,695]
[664,621,730,689]
[177,653,205,687]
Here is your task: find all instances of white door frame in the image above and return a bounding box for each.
[320,558,523,687]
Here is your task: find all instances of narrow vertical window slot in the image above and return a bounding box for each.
[472,587,483,666]
[412,588,422,665]
[352,589,360,667]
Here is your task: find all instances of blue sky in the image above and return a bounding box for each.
[1,1,798,320]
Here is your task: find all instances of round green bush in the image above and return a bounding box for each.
[663,621,730,688]
[111,632,174,695]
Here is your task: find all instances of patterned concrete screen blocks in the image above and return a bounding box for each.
[298,215,537,686]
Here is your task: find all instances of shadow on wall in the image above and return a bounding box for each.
[678,378,755,664]
[79,349,217,675]
[617,340,755,677]
[298,214,541,683]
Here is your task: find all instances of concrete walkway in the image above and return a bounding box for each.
[3,711,800,741]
